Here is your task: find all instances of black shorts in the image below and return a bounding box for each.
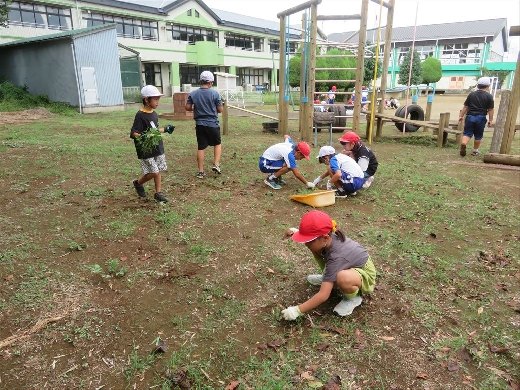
[196,125,221,150]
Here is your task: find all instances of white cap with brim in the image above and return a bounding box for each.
[141,85,164,97]
[477,77,490,86]
[317,145,336,158]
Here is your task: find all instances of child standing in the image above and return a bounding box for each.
[338,132,378,188]
[282,210,376,319]
[312,145,364,197]
[259,135,315,190]
[130,85,175,202]
[185,71,223,179]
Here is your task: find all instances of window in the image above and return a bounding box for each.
[166,23,218,44]
[179,65,219,86]
[84,12,158,40]
[187,9,192,16]
[237,68,264,86]
[225,33,254,50]
[7,1,72,30]
[143,63,162,89]
[195,10,199,18]
[440,43,481,64]
[269,39,280,52]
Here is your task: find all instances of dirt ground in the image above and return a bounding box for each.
[0,98,518,389]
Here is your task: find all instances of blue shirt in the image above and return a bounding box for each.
[186,87,223,127]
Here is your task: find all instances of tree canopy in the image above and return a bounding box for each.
[421,56,442,85]
[1,1,10,28]
[398,48,422,86]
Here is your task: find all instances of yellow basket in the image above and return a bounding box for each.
[289,190,336,208]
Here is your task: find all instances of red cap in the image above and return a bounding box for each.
[331,86,337,91]
[292,210,333,243]
[362,85,366,90]
[338,131,360,144]
[296,142,311,160]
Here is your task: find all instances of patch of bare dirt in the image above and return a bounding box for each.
[0,107,54,124]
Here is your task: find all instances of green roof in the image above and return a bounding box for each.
[0,24,116,48]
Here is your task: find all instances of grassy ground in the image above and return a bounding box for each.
[0,96,519,389]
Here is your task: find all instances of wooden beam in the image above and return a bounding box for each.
[483,153,520,166]
[277,0,322,18]
[510,26,520,36]
[317,15,361,21]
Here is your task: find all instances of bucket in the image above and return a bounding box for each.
[289,190,336,208]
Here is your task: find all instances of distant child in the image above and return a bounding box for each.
[338,132,378,188]
[185,71,224,179]
[312,145,364,197]
[259,135,315,190]
[130,85,175,202]
[282,210,376,319]
[389,97,400,109]
[327,86,337,104]
[458,76,494,157]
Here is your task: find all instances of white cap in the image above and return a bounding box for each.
[141,85,164,97]
[200,71,214,82]
[317,145,336,158]
[477,77,490,86]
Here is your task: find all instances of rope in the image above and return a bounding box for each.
[301,9,310,103]
[284,15,291,102]
[401,1,419,133]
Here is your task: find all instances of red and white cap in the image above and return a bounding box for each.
[292,210,334,243]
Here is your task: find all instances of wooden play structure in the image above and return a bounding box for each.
[483,25,520,167]
[277,0,396,145]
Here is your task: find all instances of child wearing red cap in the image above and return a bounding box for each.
[327,86,336,105]
[259,135,315,190]
[338,131,378,189]
[312,145,364,197]
[282,210,376,319]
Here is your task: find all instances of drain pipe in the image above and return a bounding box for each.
[71,40,83,114]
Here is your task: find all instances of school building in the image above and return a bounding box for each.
[329,18,516,91]
[0,0,516,103]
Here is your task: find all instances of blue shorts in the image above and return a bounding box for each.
[196,125,221,150]
[463,115,487,141]
[259,157,285,173]
[339,172,364,194]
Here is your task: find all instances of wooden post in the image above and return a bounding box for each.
[278,15,289,136]
[352,0,368,133]
[442,112,450,146]
[500,51,520,154]
[483,153,520,166]
[376,0,394,141]
[489,90,510,153]
[222,100,228,135]
[437,113,446,148]
[425,95,433,121]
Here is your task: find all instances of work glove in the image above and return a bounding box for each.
[282,306,301,321]
[326,181,334,190]
[283,227,298,240]
[306,182,316,189]
[164,124,175,134]
[312,177,322,186]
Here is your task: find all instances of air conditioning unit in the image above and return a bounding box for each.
[182,84,191,92]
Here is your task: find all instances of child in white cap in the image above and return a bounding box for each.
[458,76,494,157]
[312,145,364,197]
[130,85,175,202]
[282,210,376,319]
[185,71,223,179]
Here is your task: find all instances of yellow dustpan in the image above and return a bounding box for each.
[289,190,336,208]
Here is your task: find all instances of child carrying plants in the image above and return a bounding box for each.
[282,210,376,319]
[130,85,175,202]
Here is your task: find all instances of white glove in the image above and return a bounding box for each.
[326,180,334,190]
[282,306,301,320]
[306,182,316,189]
[283,227,299,239]
[312,177,322,186]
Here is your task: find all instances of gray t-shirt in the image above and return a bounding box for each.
[186,87,222,127]
[322,235,369,283]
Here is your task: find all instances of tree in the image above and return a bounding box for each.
[363,43,382,86]
[478,66,509,88]
[1,1,10,28]
[398,48,422,87]
[421,56,442,86]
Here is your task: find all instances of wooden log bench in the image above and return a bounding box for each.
[366,112,462,147]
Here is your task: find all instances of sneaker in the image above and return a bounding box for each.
[335,189,348,198]
[333,295,363,316]
[274,176,286,185]
[154,192,169,202]
[460,144,467,157]
[133,180,146,197]
[307,274,323,286]
[471,150,481,156]
[362,176,374,189]
[212,164,222,174]
[264,178,282,190]
[196,172,205,179]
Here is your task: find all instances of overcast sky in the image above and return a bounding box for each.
[202,0,520,60]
